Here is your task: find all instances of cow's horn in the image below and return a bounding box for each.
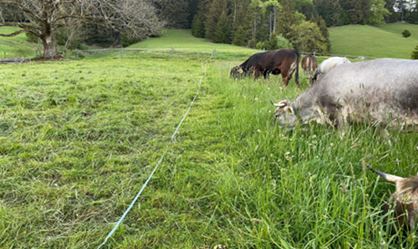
[367,165,404,183]
[270,100,287,107]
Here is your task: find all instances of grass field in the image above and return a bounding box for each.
[0,27,39,58]
[2,23,418,248]
[329,23,418,59]
[1,51,418,248]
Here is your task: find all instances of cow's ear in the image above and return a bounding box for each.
[284,106,294,114]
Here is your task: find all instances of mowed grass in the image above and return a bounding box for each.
[129,29,256,54]
[329,23,418,59]
[0,26,38,58]
[1,53,418,248]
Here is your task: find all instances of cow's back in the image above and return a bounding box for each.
[312,59,418,120]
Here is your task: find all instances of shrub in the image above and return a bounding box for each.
[411,45,418,59]
[256,42,265,50]
[402,29,411,38]
[247,39,257,49]
[25,32,38,43]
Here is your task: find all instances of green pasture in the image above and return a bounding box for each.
[1,52,418,248]
[329,23,418,59]
[0,26,39,58]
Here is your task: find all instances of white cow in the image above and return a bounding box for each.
[312,57,351,82]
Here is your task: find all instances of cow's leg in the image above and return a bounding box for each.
[281,74,290,87]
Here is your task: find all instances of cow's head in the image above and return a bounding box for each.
[270,100,298,127]
[230,66,244,79]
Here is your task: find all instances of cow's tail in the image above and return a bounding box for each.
[295,50,300,88]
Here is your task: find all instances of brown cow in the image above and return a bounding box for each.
[301,55,317,84]
[367,165,418,234]
[253,49,300,88]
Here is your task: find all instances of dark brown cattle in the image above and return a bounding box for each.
[230,52,270,79]
[367,165,418,234]
[253,49,300,87]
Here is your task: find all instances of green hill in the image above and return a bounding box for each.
[0,27,38,58]
[329,23,418,59]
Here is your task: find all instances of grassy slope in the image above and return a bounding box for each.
[130,29,256,53]
[0,27,38,58]
[329,23,418,59]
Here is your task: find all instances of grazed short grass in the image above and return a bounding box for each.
[1,54,418,248]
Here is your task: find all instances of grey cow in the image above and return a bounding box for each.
[271,59,418,130]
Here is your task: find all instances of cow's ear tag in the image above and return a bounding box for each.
[284,106,294,114]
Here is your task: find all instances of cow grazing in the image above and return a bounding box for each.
[312,57,351,83]
[253,49,300,87]
[301,54,318,84]
[367,165,418,234]
[270,59,418,130]
[230,52,270,79]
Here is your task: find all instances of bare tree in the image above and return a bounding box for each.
[0,0,165,59]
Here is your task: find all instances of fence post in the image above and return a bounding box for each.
[214,48,216,59]
[162,51,164,56]
[313,51,316,56]
[170,47,173,59]
[364,55,367,61]
[177,52,179,57]
[263,48,265,52]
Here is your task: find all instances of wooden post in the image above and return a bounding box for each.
[364,55,367,61]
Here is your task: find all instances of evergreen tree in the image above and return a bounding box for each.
[297,2,317,21]
[161,0,190,28]
[191,15,205,37]
[215,11,231,43]
[340,0,364,24]
[409,4,418,24]
[287,21,327,53]
[245,0,264,41]
[195,0,211,35]
[384,0,398,23]
[205,0,227,41]
[188,0,200,26]
[314,0,340,26]
[312,15,331,52]
[266,32,279,50]
[277,0,297,39]
[368,0,390,24]
[233,26,246,46]
[411,44,418,59]
[231,2,249,43]
[361,0,371,24]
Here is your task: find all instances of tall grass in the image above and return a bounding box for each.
[1,54,418,248]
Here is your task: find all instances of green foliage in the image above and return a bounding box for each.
[191,15,205,38]
[368,0,390,24]
[256,41,265,49]
[402,29,411,38]
[232,26,246,46]
[312,15,331,52]
[266,33,279,50]
[276,34,293,49]
[313,0,341,26]
[411,44,418,59]
[214,11,231,43]
[288,21,327,52]
[248,39,257,48]
[25,32,38,43]
[204,0,227,41]
[340,0,364,24]
[55,26,84,50]
[160,0,190,28]
[277,0,297,39]
[121,33,142,47]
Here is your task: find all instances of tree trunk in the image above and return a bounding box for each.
[273,6,277,33]
[41,21,60,59]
